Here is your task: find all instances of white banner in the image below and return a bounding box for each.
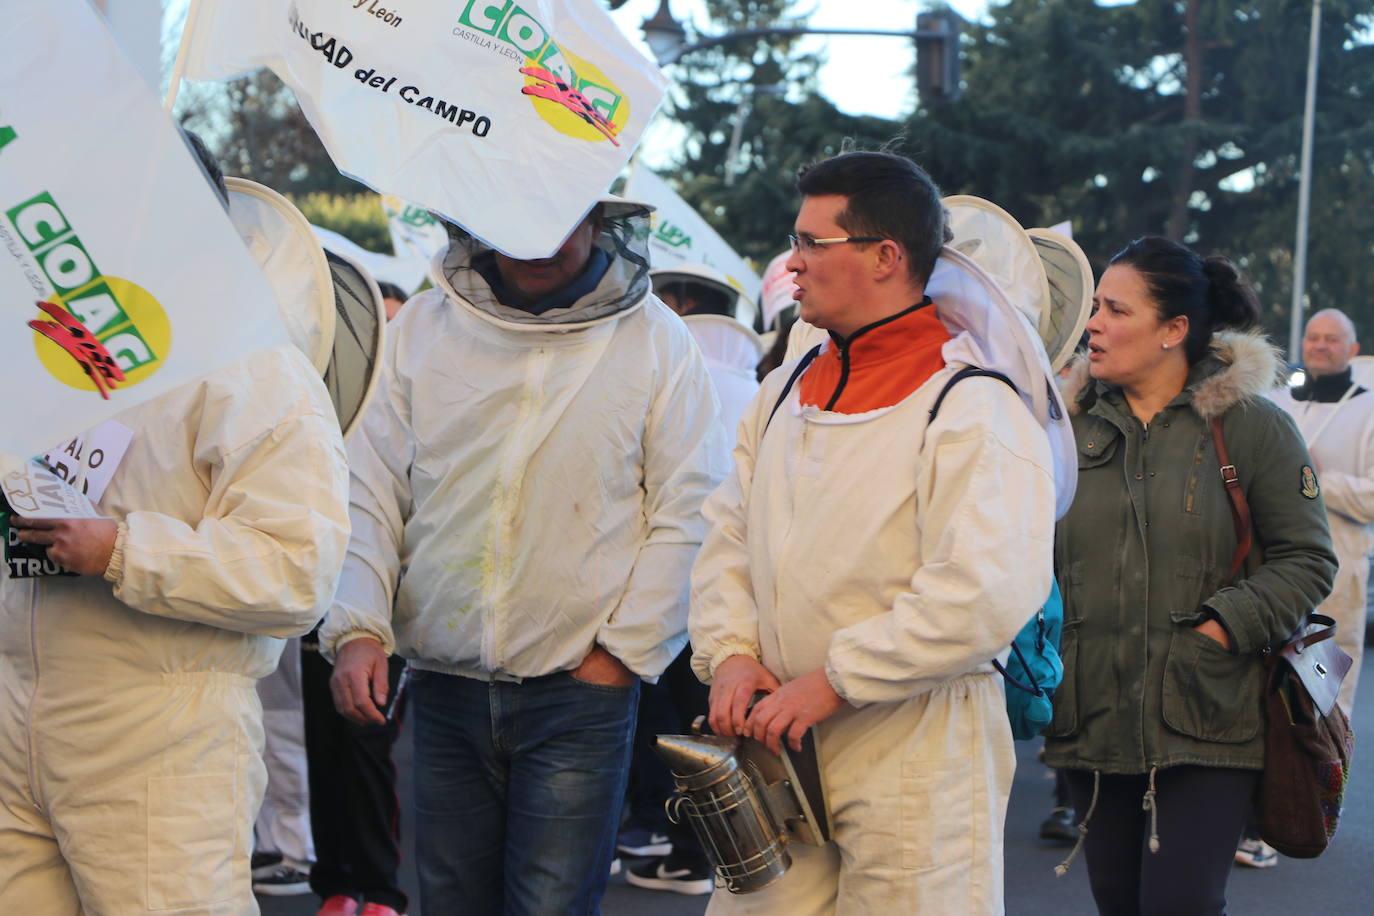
[623,162,761,303]
[759,249,798,332]
[179,0,666,260]
[0,0,289,461]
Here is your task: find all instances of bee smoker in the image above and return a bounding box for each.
[652,723,830,894]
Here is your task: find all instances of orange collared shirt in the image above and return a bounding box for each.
[799,299,950,414]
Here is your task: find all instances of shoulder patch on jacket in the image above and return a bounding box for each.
[1301,465,1320,500]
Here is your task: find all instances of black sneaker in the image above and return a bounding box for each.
[616,825,672,858]
[625,857,714,896]
[252,864,312,896]
[1039,806,1078,844]
[250,851,283,879]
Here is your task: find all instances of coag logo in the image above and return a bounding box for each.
[6,192,171,396]
[457,1,630,145]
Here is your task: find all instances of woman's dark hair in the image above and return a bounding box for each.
[1109,236,1262,365]
[376,281,407,302]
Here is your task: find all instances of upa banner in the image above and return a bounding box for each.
[382,195,449,265]
[0,0,288,461]
[623,162,761,303]
[178,0,666,260]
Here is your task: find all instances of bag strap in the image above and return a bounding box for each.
[931,367,1039,693]
[1210,418,1253,580]
[993,641,1045,697]
[764,344,822,434]
[1210,420,1334,660]
[929,366,1016,422]
[1283,612,1339,652]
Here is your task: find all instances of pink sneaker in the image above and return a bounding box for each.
[359,905,405,916]
[315,896,359,916]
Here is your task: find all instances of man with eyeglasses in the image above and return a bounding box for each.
[690,151,1056,913]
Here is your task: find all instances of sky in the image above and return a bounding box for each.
[608,1,998,121]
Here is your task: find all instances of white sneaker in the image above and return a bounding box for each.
[1234,837,1279,868]
[252,864,312,895]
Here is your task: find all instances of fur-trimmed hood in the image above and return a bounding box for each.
[1060,330,1285,421]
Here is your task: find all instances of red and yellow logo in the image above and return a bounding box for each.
[457,2,630,145]
[7,191,171,398]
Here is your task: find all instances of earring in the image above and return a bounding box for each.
[1162,343,1171,350]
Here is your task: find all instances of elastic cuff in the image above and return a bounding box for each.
[101,521,128,585]
[823,656,860,708]
[706,644,760,683]
[324,628,393,662]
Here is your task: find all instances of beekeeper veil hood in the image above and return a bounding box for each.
[320,249,385,440]
[935,195,1090,518]
[436,195,655,327]
[649,263,755,326]
[226,177,334,373]
[226,178,385,438]
[1026,227,1092,373]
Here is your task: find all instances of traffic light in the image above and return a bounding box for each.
[916,9,964,104]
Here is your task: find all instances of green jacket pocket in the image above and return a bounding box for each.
[1161,627,1262,743]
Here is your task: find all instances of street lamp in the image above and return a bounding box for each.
[641,0,689,66]
[1288,0,1323,363]
[640,1,964,103]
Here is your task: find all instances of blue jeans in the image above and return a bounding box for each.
[410,668,639,916]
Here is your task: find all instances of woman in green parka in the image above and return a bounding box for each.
[1044,237,1336,915]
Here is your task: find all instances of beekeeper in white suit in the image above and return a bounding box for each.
[690,152,1067,915]
[1270,307,1374,716]
[0,142,351,915]
[651,264,763,440]
[323,197,728,914]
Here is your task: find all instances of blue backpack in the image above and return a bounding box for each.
[768,351,1064,740]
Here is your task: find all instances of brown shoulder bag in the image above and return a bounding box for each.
[1212,418,1355,859]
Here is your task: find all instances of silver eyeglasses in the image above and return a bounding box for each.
[788,234,886,254]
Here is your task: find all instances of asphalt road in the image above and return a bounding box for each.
[263,647,1374,916]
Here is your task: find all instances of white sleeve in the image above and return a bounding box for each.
[688,379,776,684]
[319,347,415,658]
[597,343,731,679]
[824,380,1056,706]
[1319,415,1374,524]
[106,367,351,637]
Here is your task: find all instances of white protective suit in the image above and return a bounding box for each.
[682,313,763,446]
[320,227,729,682]
[691,254,1060,914]
[0,344,350,914]
[1270,382,1374,714]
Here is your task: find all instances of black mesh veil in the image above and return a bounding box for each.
[322,250,385,440]
[437,199,654,322]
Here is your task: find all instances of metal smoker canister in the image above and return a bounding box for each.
[653,734,791,893]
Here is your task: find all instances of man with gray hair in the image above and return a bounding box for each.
[1271,307,1374,715]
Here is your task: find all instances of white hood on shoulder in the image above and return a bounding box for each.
[929,247,1077,519]
[683,313,764,377]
